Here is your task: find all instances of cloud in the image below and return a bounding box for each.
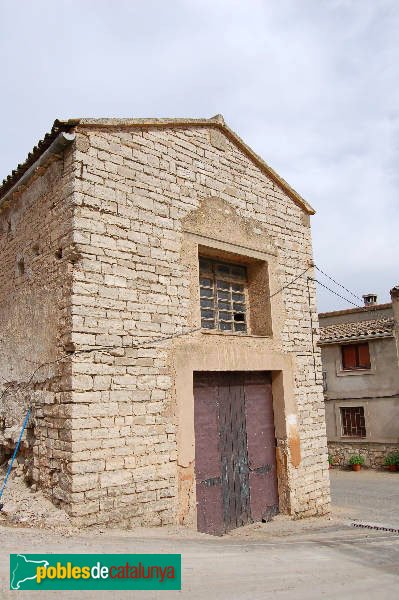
[0,0,397,310]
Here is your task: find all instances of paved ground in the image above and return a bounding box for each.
[0,469,398,599]
[330,468,399,527]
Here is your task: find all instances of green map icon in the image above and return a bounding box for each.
[9,553,181,590]
[10,554,49,590]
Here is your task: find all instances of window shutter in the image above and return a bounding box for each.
[358,343,371,368]
[342,345,356,369]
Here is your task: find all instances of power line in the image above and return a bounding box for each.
[314,265,362,301]
[306,277,318,385]
[1,266,314,399]
[313,265,392,315]
[268,265,311,299]
[0,264,367,401]
[67,266,313,355]
[311,278,362,308]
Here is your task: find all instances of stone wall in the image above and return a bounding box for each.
[328,441,399,468]
[0,149,75,505]
[67,123,330,525]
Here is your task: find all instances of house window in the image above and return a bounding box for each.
[340,407,366,438]
[341,343,371,370]
[199,257,248,333]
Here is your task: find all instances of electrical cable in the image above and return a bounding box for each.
[314,265,362,301]
[0,258,387,510]
[0,262,377,503]
[0,265,368,402]
[268,265,312,299]
[311,278,363,309]
[306,277,318,384]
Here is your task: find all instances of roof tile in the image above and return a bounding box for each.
[319,317,394,344]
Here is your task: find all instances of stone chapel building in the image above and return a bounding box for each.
[0,116,330,534]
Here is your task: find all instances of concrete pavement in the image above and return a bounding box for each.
[0,469,397,599]
[330,468,399,528]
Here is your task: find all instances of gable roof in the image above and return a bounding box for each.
[0,115,315,215]
[319,317,394,345]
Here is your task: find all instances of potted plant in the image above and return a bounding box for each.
[328,454,334,469]
[349,455,364,471]
[384,452,399,472]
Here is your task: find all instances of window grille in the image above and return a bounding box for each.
[340,406,366,438]
[199,257,248,333]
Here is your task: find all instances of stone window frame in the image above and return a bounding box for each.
[196,244,273,338]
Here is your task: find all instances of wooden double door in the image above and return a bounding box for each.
[194,371,279,535]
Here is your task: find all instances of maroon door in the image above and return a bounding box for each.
[194,371,278,535]
[244,372,279,522]
[193,375,225,536]
[218,374,251,531]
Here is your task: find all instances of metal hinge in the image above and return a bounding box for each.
[200,476,222,487]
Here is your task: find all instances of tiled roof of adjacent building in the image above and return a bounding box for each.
[0,116,315,214]
[318,302,392,318]
[319,317,394,344]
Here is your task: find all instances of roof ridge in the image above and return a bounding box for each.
[320,316,394,328]
[0,116,315,215]
[319,302,392,318]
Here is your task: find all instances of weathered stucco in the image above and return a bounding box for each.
[320,304,399,466]
[391,287,399,366]
[0,120,331,526]
[322,337,399,409]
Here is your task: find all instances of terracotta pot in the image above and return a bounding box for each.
[352,464,361,471]
[389,465,398,472]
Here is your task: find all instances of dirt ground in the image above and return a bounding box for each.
[0,464,72,531]
[0,469,398,599]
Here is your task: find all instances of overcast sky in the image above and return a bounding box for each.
[0,0,397,311]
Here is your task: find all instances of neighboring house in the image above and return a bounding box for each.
[391,284,399,364]
[0,116,330,534]
[319,294,399,467]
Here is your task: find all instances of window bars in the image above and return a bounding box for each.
[199,258,248,333]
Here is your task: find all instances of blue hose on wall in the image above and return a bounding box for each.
[0,407,31,510]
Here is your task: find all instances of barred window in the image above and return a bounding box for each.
[341,406,366,438]
[199,258,248,333]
